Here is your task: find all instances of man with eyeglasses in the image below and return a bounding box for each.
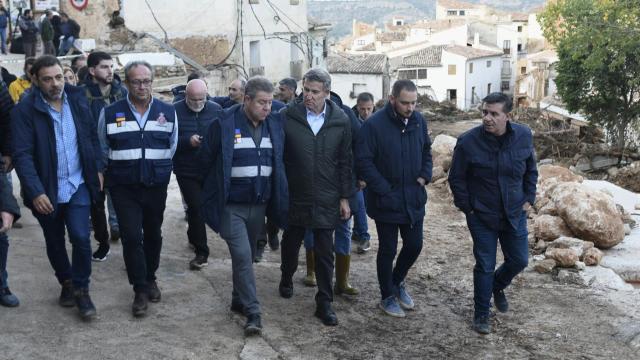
[173,79,222,270]
[98,60,178,317]
[213,78,246,109]
[449,92,537,334]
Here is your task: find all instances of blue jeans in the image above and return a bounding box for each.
[303,218,352,255]
[0,27,6,53]
[58,36,75,55]
[467,212,529,317]
[0,232,8,288]
[34,184,92,289]
[375,220,423,300]
[352,190,370,241]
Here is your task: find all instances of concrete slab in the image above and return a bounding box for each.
[116,52,185,67]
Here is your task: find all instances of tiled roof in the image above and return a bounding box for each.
[511,13,529,22]
[327,54,387,74]
[444,45,502,60]
[377,32,407,43]
[437,0,480,9]
[401,45,447,67]
[355,42,376,51]
[410,19,467,32]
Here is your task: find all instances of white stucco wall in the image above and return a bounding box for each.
[463,55,502,110]
[330,73,384,107]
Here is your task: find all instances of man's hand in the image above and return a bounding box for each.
[417,177,426,186]
[357,180,367,190]
[340,198,351,220]
[190,134,202,147]
[523,202,532,211]
[33,194,54,215]
[2,155,12,172]
[98,172,104,191]
[0,211,14,233]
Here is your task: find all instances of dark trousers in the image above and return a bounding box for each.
[176,176,208,258]
[467,212,529,317]
[23,41,36,58]
[110,184,168,293]
[90,190,109,245]
[375,220,424,300]
[281,225,335,305]
[34,184,92,289]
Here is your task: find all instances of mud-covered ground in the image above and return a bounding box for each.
[1,175,639,360]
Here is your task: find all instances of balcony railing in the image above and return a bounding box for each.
[249,66,265,77]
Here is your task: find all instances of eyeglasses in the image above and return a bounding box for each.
[128,79,153,87]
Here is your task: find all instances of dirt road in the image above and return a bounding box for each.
[1,176,638,360]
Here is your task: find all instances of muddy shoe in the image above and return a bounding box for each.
[314,303,338,326]
[132,292,149,317]
[244,314,262,336]
[394,281,415,310]
[0,287,19,307]
[379,296,405,318]
[279,277,293,299]
[473,315,491,334]
[230,300,244,315]
[74,288,97,321]
[148,281,161,303]
[493,289,509,313]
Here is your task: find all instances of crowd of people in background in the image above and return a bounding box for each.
[0,23,537,337]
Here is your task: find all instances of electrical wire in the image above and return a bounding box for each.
[144,0,168,43]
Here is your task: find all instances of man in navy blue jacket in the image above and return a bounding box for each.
[212,78,246,109]
[356,80,432,318]
[12,55,102,320]
[173,79,222,270]
[448,92,538,334]
[200,76,288,336]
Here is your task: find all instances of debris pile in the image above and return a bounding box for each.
[418,95,480,122]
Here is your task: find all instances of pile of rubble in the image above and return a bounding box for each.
[418,95,480,122]
[529,165,635,277]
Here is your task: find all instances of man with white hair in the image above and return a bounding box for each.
[173,79,222,270]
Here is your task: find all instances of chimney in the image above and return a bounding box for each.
[473,32,480,47]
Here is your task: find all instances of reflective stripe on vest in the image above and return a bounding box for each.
[231,165,273,178]
[233,137,273,150]
[108,148,172,160]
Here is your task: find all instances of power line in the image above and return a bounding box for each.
[144,0,168,43]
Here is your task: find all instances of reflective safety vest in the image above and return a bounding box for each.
[228,110,273,204]
[104,99,176,186]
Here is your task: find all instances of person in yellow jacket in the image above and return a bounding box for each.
[8,58,35,103]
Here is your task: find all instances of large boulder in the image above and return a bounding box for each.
[545,248,579,268]
[431,134,457,172]
[536,165,584,201]
[551,182,625,249]
[534,259,557,274]
[534,215,574,241]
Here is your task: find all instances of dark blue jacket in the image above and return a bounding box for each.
[11,85,101,209]
[173,99,222,178]
[103,99,176,187]
[448,122,538,230]
[82,74,128,123]
[200,104,288,233]
[356,102,432,225]
[212,96,238,109]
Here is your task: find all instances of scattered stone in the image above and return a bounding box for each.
[547,236,592,259]
[532,254,546,261]
[583,247,603,266]
[534,215,574,241]
[432,177,448,186]
[555,269,590,287]
[624,224,632,235]
[538,164,584,184]
[538,158,553,165]
[534,259,557,274]
[431,166,446,182]
[575,261,586,271]
[431,135,456,172]
[534,239,547,251]
[606,167,619,179]
[551,182,625,249]
[545,248,579,267]
[537,200,558,216]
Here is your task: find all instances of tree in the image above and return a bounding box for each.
[539,0,640,151]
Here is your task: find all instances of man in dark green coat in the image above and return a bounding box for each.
[278,68,353,326]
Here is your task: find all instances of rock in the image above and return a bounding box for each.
[545,248,579,267]
[534,239,547,251]
[547,236,592,259]
[555,269,590,286]
[583,247,603,266]
[431,166,446,182]
[538,164,584,184]
[532,254,546,261]
[575,261,586,271]
[538,158,553,165]
[431,135,457,172]
[607,167,619,178]
[551,182,625,249]
[432,177,448,186]
[534,259,557,273]
[537,200,558,216]
[534,215,574,241]
[624,224,632,235]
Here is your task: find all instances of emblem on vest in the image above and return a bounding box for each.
[234,128,242,144]
[116,112,125,127]
[157,112,167,126]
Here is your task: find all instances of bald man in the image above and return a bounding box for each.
[174,79,223,269]
[213,78,246,109]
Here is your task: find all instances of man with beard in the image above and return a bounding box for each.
[98,60,178,317]
[356,80,432,318]
[12,55,102,320]
[200,76,287,336]
[213,78,246,109]
[84,51,128,261]
[173,79,221,270]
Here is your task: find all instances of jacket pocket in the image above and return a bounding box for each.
[152,159,173,182]
[377,188,402,212]
[511,149,531,177]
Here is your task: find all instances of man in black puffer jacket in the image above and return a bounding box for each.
[278,68,353,327]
